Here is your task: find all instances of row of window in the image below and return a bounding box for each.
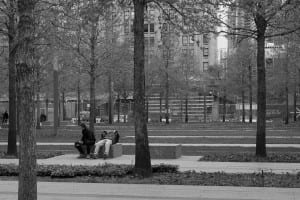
[182,34,209,46]
[124,22,156,34]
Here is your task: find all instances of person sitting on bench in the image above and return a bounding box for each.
[74,123,96,158]
[92,130,119,159]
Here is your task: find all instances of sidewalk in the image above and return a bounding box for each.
[2,142,300,148]
[1,154,300,174]
[1,181,299,200]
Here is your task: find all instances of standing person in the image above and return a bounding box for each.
[92,130,119,159]
[2,110,8,124]
[74,123,96,158]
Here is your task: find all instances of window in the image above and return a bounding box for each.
[145,37,154,47]
[144,24,148,32]
[182,35,188,46]
[150,23,155,33]
[124,21,129,34]
[189,35,194,45]
[182,49,188,55]
[163,50,168,58]
[150,37,155,47]
[203,48,209,56]
[203,34,209,44]
[169,49,174,61]
[149,10,155,20]
[189,49,194,57]
[203,62,209,71]
[162,23,168,32]
[124,10,130,20]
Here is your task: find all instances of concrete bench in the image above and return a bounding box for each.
[149,144,182,159]
[98,143,123,158]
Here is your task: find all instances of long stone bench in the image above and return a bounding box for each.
[123,143,182,159]
[97,143,123,158]
[149,144,182,159]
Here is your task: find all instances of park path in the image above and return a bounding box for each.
[0,181,299,200]
[1,154,300,174]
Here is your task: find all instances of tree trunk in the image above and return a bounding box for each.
[146,96,149,123]
[45,98,48,120]
[159,91,162,122]
[16,0,37,199]
[222,93,226,122]
[165,62,169,124]
[285,85,289,124]
[108,72,113,124]
[7,0,17,156]
[204,93,207,123]
[89,20,97,132]
[62,91,66,121]
[36,79,41,129]
[294,88,297,122]
[117,94,120,123]
[248,65,253,123]
[53,56,59,136]
[284,48,289,125]
[77,80,81,125]
[255,14,267,157]
[180,95,183,122]
[185,93,188,123]
[242,72,245,123]
[133,0,151,177]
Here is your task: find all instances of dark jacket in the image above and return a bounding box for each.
[81,128,96,145]
[101,130,120,145]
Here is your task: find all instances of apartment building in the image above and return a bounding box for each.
[118,6,218,73]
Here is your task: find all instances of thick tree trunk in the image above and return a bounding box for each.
[16,0,37,199]
[255,15,267,157]
[248,65,253,123]
[7,0,17,156]
[133,0,151,177]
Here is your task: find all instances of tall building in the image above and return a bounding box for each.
[117,5,218,74]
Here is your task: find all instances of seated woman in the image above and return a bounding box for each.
[92,130,119,159]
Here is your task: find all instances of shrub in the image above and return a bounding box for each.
[199,152,300,162]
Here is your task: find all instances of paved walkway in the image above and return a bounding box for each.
[1,142,300,148]
[1,154,300,174]
[0,181,299,200]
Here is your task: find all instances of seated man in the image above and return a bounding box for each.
[92,130,119,159]
[74,123,96,158]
